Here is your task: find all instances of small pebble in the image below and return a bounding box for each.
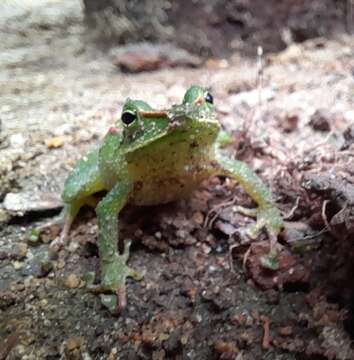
[41,260,54,276]
[65,274,80,289]
[279,326,293,336]
[56,259,66,269]
[66,337,81,351]
[192,211,204,225]
[15,243,28,259]
[309,109,331,131]
[46,136,64,148]
[27,229,40,246]
[13,261,24,270]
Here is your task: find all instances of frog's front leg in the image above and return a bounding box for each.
[93,179,141,312]
[214,151,283,269]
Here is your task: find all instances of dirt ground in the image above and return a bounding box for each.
[1,1,354,359]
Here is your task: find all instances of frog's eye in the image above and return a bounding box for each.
[204,92,213,104]
[121,110,137,126]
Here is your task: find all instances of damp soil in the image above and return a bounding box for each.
[1,1,354,359]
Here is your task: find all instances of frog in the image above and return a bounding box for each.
[59,85,283,312]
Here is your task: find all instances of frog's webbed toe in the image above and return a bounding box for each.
[233,205,258,220]
[89,240,143,313]
[234,204,279,235]
[234,205,283,269]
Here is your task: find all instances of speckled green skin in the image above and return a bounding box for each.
[61,86,283,311]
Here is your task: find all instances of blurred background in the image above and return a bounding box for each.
[82,0,350,54]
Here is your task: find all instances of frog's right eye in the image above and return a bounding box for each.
[204,92,213,104]
[121,110,137,126]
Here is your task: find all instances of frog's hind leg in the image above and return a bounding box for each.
[214,152,283,268]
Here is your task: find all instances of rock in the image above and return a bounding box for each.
[247,241,310,290]
[3,191,62,214]
[112,43,201,72]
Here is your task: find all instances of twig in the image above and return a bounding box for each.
[203,195,237,228]
[242,247,252,271]
[283,197,300,220]
[261,316,271,349]
[321,200,333,235]
[257,46,264,108]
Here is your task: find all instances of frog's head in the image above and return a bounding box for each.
[119,86,219,153]
[182,85,214,109]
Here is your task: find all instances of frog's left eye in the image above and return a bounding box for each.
[204,92,213,104]
[121,110,137,126]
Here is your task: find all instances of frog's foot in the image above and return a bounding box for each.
[88,240,142,313]
[49,215,72,251]
[233,205,258,218]
[235,205,283,270]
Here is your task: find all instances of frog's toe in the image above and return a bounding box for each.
[233,205,258,218]
[98,290,126,314]
[260,247,279,270]
[252,205,283,239]
[245,221,265,240]
[91,249,143,312]
[245,206,283,270]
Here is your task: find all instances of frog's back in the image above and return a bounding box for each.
[62,146,104,203]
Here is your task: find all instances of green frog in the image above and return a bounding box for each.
[59,86,283,312]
